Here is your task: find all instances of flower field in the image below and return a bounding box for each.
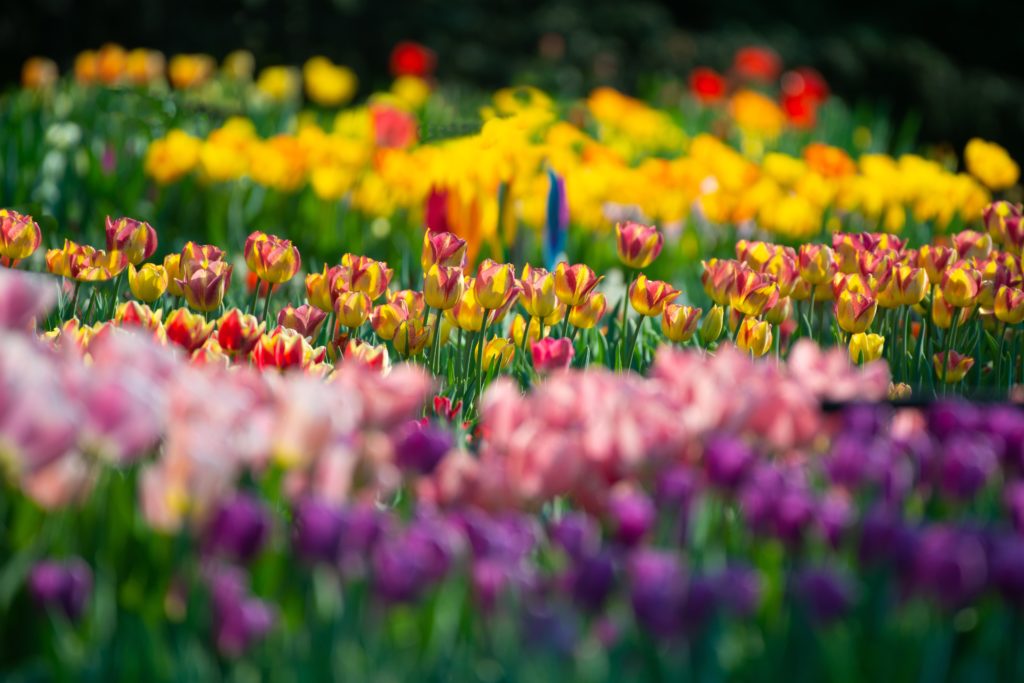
[3,42,1024,680]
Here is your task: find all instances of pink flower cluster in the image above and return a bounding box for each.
[420,341,889,511]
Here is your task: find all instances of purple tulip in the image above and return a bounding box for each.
[206,493,271,563]
[680,575,718,632]
[28,557,92,621]
[472,558,508,610]
[859,506,915,570]
[704,435,755,490]
[608,489,655,547]
[991,535,1024,604]
[209,566,275,657]
[927,401,981,441]
[911,525,988,609]
[773,488,816,547]
[987,405,1024,471]
[549,512,601,561]
[713,565,761,617]
[937,436,997,500]
[818,493,853,548]
[292,498,344,564]
[571,551,616,612]
[628,549,686,637]
[791,568,855,625]
[841,404,886,437]
[393,420,453,475]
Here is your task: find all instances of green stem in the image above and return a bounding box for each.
[262,286,274,325]
[429,307,443,375]
[249,279,261,317]
[808,288,816,344]
[617,270,636,366]
[625,315,643,370]
[560,314,572,339]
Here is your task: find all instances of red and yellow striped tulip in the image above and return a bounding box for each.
[0,209,42,264]
[520,265,558,319]
[216,309,265,356]
[629,275,680,317]
[834,290,877,334]
[421,230,467,271]
[105,215,157,265]
[424,264,465,310]
[244,231,301,285]
[615,221,663,269]
[736,316,772,356]
[569,292,607,329]
[554,262,602,306]
[164,308,215,353]
[661,304,701,343]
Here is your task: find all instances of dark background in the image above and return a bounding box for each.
[4,0,1024,158]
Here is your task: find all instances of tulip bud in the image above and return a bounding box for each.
[192,337,231,367]
[105,215,157,265]
[164,253,184,297]
[251,327,308,371]
[217,309,265,355]
[615,221,663,269]
[393,318,431,356]
[554,262,603,306]
[474,259,517,310]
[941,261,982,308]
[278,303,327,339]
[165,307,215,353]
[449,282,485,332]
[244,231,301,285]
[849,333,884,363]
[520,265,558,319]
[0,209,42,264]
[661,304,701,343]
[70,249,129,282]
[531,337,574,372]
[736,316,772,356]
[764,296,791,325]
[834,290,877,334]
[729,268,779,317]
[797,244,837,285]
[344,339,390,371]
[953,230,993,261]
[918,245,955,285]
[115,300,163,331]
[699,305,725,345]
[177,261,231,312]
[128,263,168,302]
[482,337,515,371]
[701,259,739,306]
[370,299,410,340]
[388,289,426,318]
[334,290,371,329]
[569,292,607,330]
[340,254,392,300]
[934,351,974,384]
[423,264,465,310]
[995,286,1024,325]
[628,274,680,317]
[305,265,340,313]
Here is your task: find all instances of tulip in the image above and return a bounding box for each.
[849,333,884,363]
[474,259,517,310]
[244,231,301,284]
[953,230,993,261]
[735,240,779,271]
[554,262,603,306]
[180,242,226,275]
[340,254,392,300]
[393,421,453,475]
[520,265,559,319]
[388,289,426,318]
[305,265,341,313]
[448,285,485,332]
[421,230,467,270]
[628,550,685,637]
[46,240,83,278]
[393,318,431,357]
[629,275,680,317]
[205,494,271,563]
[531,337,574,372]
[177,261,231,312]
[482,337,515,372]
[983,200,1022,241]
[609,489,655,547]
[764,297,792,325]
[511,313,542,347]
[832,233,875,274]
[334,290,371,329]
[934,351,975,383]
[251,327,308,371]
[164,307,215,353]
[70,249,129,282]
[661,304,701,343]
[729,268,779,317]
[941,261,982,308]
[217,309,265,355]
[104,215,157,265]
[163,253,185,297]
[0,209,42,264]
[278,303,327,339]
[995,285,1024,325]
[736,316,772,356]
[371,299,410,340]
[424,264,465,310]
[878,265,927,307]
[114,300,163,331]
[701,259,739,306]
[208,567,275,657]
[344,339,390,371]
[765,251,800,297]
[128,263,168,302]
[834,290,877,334]
[918,245,955,285]
[797,244,837,286]
[28,558,92,621]
[699,305,725,345]
[566,292,606,330]
[931,286,972,330]
[615,221,663,269]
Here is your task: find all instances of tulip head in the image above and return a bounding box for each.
[388,289,426,318]
[251,327,309,371]
[934,351,974,384]
[729,268,779,317]
[180,242,226,273]
[918,245,955,285]
[334,290,372,329]
[115,301,163,331]
[177,260,231,312]
[482,337,515,372]
[699,305,725,345]
[0,209,42,263]
[661,304,701,343]
[995,285,1024,325]
[849,333,884,363]
[569,292,607,330]
[520,265,558,319]
[163,253,184,297]
[305,265,341,313]
[70,248,129,282]
[278,303,328,339]
[421,230,467,271]
[629,275,680,317]
[449,283,485,332]
[953,230,993,261]
[553,262,603,306]
[244,231,301,284]
[764,296,792,325]
[424,264,465,310]
[105,216,157,265]
[511,313,542,347]
[393,318,431,357]
[834,290,877,334]
[531,337,574,373]
[370,299,410,340]
[797,244,837,286]
[217,309,265,355]
[340,254,393,301]
[128,263,168,302]
[701,259,739,306]
[615,221,663,269]
[165,307,215,353]
[474,259,517,310]
[736,316,772,356]
[941,261,982,308]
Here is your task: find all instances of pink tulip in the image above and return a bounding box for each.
[530,337,574,373]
